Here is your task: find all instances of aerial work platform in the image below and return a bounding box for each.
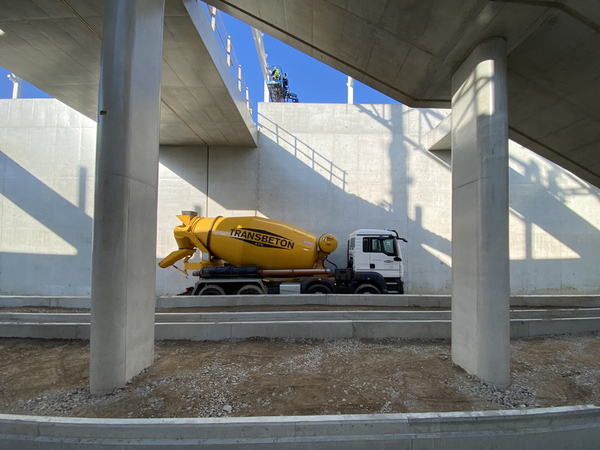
[267,65,299,103]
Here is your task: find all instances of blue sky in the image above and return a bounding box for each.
[224,12,399,114]
[0,67,51,99]
[0,8,398,117]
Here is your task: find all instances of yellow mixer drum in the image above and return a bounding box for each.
[161,215,338,270]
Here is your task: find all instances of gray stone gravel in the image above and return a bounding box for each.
[452,379,538,408]
[14,360,252,418]
[5,333,600,418]
[17,387,126,416]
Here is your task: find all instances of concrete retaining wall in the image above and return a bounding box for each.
[0,99,96,297]
[1,406,599,449]
[2,100,600,297]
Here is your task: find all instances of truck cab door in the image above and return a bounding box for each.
[362,237,401,278]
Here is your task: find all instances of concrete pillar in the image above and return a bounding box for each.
[451,37,510,388]
[90,0,165,395]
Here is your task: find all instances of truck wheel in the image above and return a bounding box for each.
[354,284,380,295]
[177,286,194,296]
[237,284,264,295]
[198,284,225,295]
[306,283,332,294]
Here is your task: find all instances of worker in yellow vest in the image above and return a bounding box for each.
[272,67,281,81]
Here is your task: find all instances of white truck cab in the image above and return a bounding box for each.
[347,229,406,294]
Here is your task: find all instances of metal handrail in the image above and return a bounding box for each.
[258,114,347,190]
[205,3,254,116]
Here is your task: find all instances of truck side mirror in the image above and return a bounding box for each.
[394,256,402,262]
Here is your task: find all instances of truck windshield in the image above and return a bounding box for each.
[381,238,396,257]
[363,237,397,257]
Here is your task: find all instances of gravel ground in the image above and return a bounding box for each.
[1,333,599,418]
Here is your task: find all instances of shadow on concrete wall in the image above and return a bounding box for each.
[432,68,600,294]
[0,151,92,295]
[248,106,453,293]
[355,105,453,293]
[258,114,348,192]
[158,146,207,216]
[509,153,600,293]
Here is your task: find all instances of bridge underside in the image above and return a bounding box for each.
[0,0,257,147]
[206,0,600,188]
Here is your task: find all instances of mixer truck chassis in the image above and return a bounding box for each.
[186,267,403,295]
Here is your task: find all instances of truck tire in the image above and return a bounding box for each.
[177,286,194,296]
[354,284,380,295]
[198,284,226,295]
[306,283,332,294]
[237,284,264,295]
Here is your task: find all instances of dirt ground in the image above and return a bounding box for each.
[1,332,599,418]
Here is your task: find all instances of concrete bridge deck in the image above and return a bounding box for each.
[206,0,600,187]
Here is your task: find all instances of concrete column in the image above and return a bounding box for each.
[90,0,165,395]
[451,37,510,388]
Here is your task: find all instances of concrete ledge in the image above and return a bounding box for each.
[510,295,600,308]
[0,320,451,341]
[0,323,89,340]
[154,320,453,340]
[4,308,598,324]
[156,294,453,308]
[0,297,91,309]
[1,406,599,449]
[1,311,452,323]
[511,308,600,319]
[2,313,599,340]
[3,294,600,310]
[510,318,600,338]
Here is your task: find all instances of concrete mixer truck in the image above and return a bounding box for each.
[158,212,406,295]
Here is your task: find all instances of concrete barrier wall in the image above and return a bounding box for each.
[1,406,599,449]
[2,100,600,297]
